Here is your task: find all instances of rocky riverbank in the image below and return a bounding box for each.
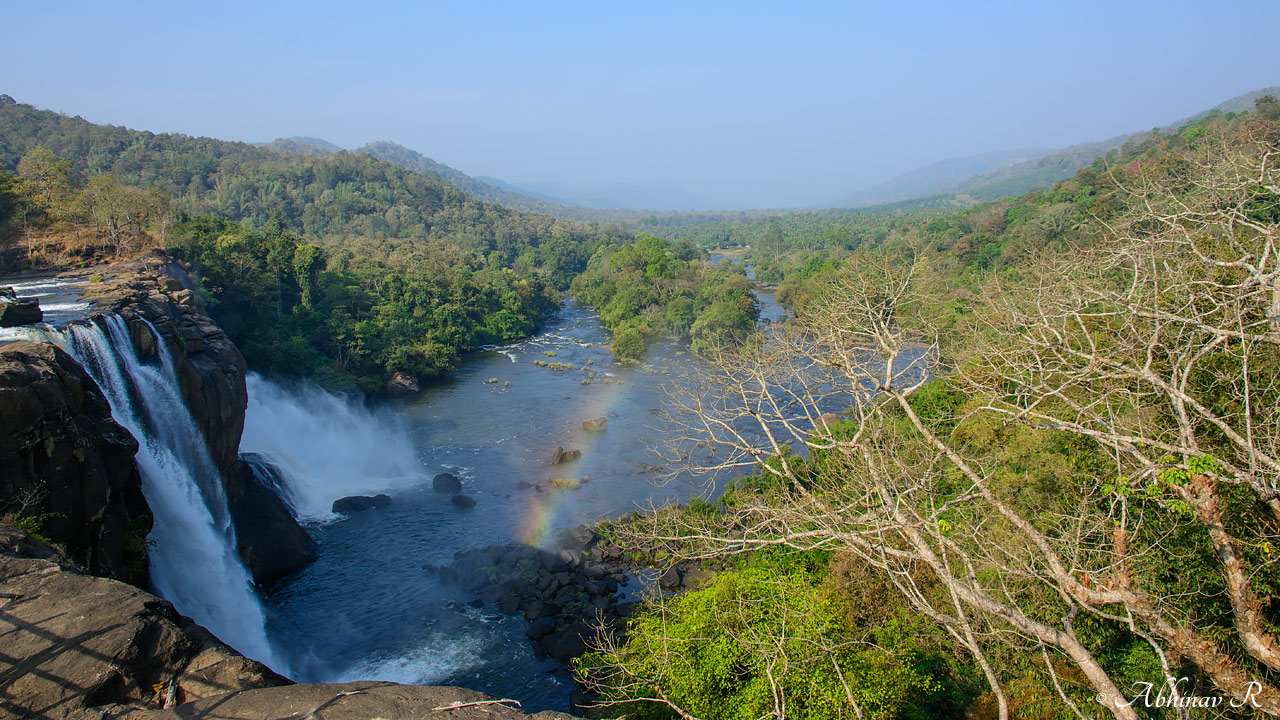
[435,520,722,710]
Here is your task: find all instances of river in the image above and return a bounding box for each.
[253,269,787,711]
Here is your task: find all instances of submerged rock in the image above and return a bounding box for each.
[451,494,477,508]
[332,494,392,513]
[433,472,462,492]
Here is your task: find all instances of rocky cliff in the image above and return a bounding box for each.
[0,250,315,587]
[0,341,151,584]
[0,523,576,720]
[77,251,317,586]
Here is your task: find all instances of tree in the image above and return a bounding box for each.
[16,146,71,220]
[601,126,1280,718]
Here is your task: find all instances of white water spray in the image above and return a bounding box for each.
[241,373,425,520]
[52,316,282,669]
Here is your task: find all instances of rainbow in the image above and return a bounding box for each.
[516,372,644,547]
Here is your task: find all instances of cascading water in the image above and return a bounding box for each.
[49,315,282,669]
[240,373,424,520]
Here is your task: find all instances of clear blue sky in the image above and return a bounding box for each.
[3,0,1277,209]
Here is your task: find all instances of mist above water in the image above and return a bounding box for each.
[241,373,427,520]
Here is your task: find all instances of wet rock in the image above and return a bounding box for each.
[0,285,15,299]
[524,600,562,621]
[451,494,477,508]
[526,616,557,641]
[332,493,392,513]
[557,524,597,550]
[433,472,462,492]
[582,417,607,432]
[541,621,592,660]
[0,299,42,327]
[229,457,318,586]
[499,593,521,614]
[552,446,582,465]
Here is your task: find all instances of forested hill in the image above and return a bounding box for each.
[0,95,617,284]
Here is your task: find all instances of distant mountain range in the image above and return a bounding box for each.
[244,85,1278,220]
[838,85,1280,209]
[479,178,710,212]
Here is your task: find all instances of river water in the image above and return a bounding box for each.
[256,274,787,711]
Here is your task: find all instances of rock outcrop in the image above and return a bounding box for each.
[227,458,319,587]
[0,341,151,584]
[0,299,42,327]
[0,524,577,720]
[331,493,392,513]
[73,250,316,584]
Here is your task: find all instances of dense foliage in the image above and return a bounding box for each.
[579,550,970,720]
[569,234,759,360]
[169,215,560,390]
[0,98,617,287]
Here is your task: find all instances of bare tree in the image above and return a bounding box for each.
[596,127,1280,719]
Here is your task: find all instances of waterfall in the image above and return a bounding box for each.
[51,316,282,670]
[240,373,424,520]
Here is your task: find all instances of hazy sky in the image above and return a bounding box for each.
[3,1,1277,209]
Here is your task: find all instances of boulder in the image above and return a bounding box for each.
[527,616,558,641]
[658,566,683,590]
[0,285,15,299]
[332,493,392,513]
[0,523,288,715]
[451,494,477,508]
[541,621,593,660]
[385,370,420,395]
[0,299,42,327]
[524,600,562,621]
[557,524,597,550]
[433,472,462,492]
[228,456,318,586]
[582,417,607,432]
[818,412,842,428]
[552,446,582,465]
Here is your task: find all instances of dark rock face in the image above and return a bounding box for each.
[332,493,392,513]
[0,523,578,720]
[229,457,319,586]
[0,341,151,584]
[0,299,42,327]
[432,472,462,492]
